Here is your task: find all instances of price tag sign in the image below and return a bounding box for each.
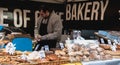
[114,39,118,44]
[111,46,116,51]
[20,53,27,60]
[111,43,116,52]
[44,45,49,51]
[113,43,117,47]
[39,50,46,59]
[5,42,16,55]
[59,43,64,49]
[108,40,112,45]
[100,38,105,43]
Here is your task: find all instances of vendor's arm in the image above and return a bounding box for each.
[41,16,63,41]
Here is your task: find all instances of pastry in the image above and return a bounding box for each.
[99,44,111,50]
[46,54,59,61]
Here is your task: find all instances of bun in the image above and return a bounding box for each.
[46,54,59,61]
[60,56,69,60]
[96,47,104,52]
[55,50,66,56]
[105,50,120,56]
[99,44,111,50]
[116,44,120,50]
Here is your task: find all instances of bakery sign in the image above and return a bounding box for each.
[0,8,31,28]
[66,0,119,21]
[65,0,120,30]
[0,8,64,28]
[66,0,108,21]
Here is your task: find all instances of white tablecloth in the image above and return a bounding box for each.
[82,59,120,65]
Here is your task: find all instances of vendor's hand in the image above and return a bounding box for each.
[35,34,41,41]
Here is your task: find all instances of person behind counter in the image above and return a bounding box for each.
[34,5,63,51]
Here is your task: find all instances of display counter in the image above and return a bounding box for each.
[0,39,120,65]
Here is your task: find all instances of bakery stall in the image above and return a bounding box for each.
[0,25,69,65]
[1,32,120,65]
[0,0,120,65]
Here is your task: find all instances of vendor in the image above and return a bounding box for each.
[34,5,63,51]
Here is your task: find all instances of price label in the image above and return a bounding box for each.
[39,50,46,59]
[111,44,116,52]
[113,43,117,47]
[100,38,105,43]
[114,39,118,44]
[59,43,64,49]
[108,40,112,45]
[111,46,116,51]
[5,42,16,55]
[20,53,27,60]
[44,45,49,51]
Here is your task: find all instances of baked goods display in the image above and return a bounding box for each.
[0,49,65,65]
[0,40,120,65]
[55,43,115,62]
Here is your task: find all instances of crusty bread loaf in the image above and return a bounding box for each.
[99,44,111,50]
[105,50,120,56]
[116,44,120,50]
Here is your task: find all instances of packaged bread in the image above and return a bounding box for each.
[105,54,112,60]
[82,56,89,62]
[46,54,59,61]
[55,50,66,56]
[60,56,69,60]
[83,51,90,56]
[96,47,104,52]
[99,44,111,50]
[72,44,81,51]
[104,50,120,56]
[89,53,95,61]
[89,43,99,50]
[75,55,82,61]
[116,44,120,50]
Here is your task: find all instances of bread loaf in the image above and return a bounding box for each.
[99,44,111,50]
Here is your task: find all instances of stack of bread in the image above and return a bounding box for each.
[99,44,120,58]
[0,49,31,65]
[0,49,61,65]
[1,42,120,64]
[55,43,115,62]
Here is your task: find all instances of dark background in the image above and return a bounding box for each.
[0,0,65,37]
[65,0,120,30]
[0,0,120,38]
